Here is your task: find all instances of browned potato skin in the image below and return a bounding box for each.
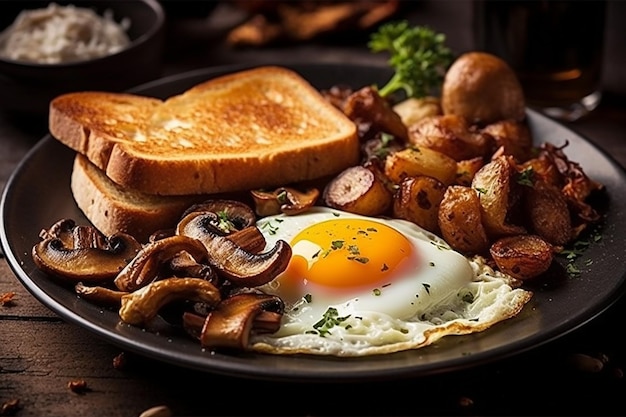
[408,114,494,161]
[442,52,526,125]
[456,156,485,186]
[472,155,526,238]
[438,185,490,255]
[384,146,458,186]
[323,164,392,216]
[393,175,447,234]
[524,180,573,247]
[481,119,533,163]
[490,234,554,281]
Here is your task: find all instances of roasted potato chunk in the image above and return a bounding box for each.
[343,86,408,141]
[323,164,392,216]
[472,155,526,238]
[384,146,458,186]
[392,96,442,128]
[438,185,490,255]
[392,175,447,234]
[524,180,572,247]
[408,114,494,161]
[481,119,533,163]
[442,52,526,125]
[490,234,554,280]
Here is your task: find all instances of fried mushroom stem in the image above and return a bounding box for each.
[74,282,128,306]
[119,277,221,326]
[114,235,209,292]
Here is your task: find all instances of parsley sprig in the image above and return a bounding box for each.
[368,20,454,98]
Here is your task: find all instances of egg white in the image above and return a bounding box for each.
[251,207,532,357]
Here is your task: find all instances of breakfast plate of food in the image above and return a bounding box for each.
[2,55,626,381]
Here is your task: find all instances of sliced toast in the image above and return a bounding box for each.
[71,154,209,242]
[52,66,359,196]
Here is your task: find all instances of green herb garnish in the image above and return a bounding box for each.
[368,21,453,98]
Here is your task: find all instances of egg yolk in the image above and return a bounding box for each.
[282,218,415,290]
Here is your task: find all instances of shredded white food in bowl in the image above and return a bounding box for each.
[0,2,131,64]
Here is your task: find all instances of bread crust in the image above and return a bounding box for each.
[71,154,208,242]
[52,66,359,195]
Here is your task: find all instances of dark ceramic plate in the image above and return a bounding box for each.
[2,63,626,382]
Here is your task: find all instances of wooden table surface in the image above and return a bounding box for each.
[2,2,626,416]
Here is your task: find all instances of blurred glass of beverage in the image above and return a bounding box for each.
[473,0,606,122]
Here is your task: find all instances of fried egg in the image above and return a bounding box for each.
[250,207,532,356]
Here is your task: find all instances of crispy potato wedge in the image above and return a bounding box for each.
[384,146,458,186]
[438,185,489,255]
[472,155,525,238]
[490,234,554,280]
[408,114,494,161]
[456,156,485,186]
[323,164,392,216]
[524,180,572,247]
[392,175,447,234]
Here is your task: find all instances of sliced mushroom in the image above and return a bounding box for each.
[177,211,292,287]
[180,199,257,234]
[168,252,219,285]
[32,221,141,283]
[250,186,320,216]
[226,226,267,254]
[114,235,209,292]
[183,309,282,339]
[119,277,221,326]
[199,293,284,350]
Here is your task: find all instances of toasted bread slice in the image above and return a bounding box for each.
[52,66,359,196]
[71,154,209,242]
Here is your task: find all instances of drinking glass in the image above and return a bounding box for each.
[473,0,606,122]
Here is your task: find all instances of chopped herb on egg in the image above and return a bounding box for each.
[475,187,488,194]
[400,328,409,334]
[304,294,312,303]
[348,245,360,255]
[381,263,389,271]
[260,218,283,235]
[429,261,435,267]
[348,256,369,264]
[312,307,351,337]
[423,283,431,294]
[430,241,449,251]
[373,288,382,296]
[382,283,391,288]
[332,240,345,249]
